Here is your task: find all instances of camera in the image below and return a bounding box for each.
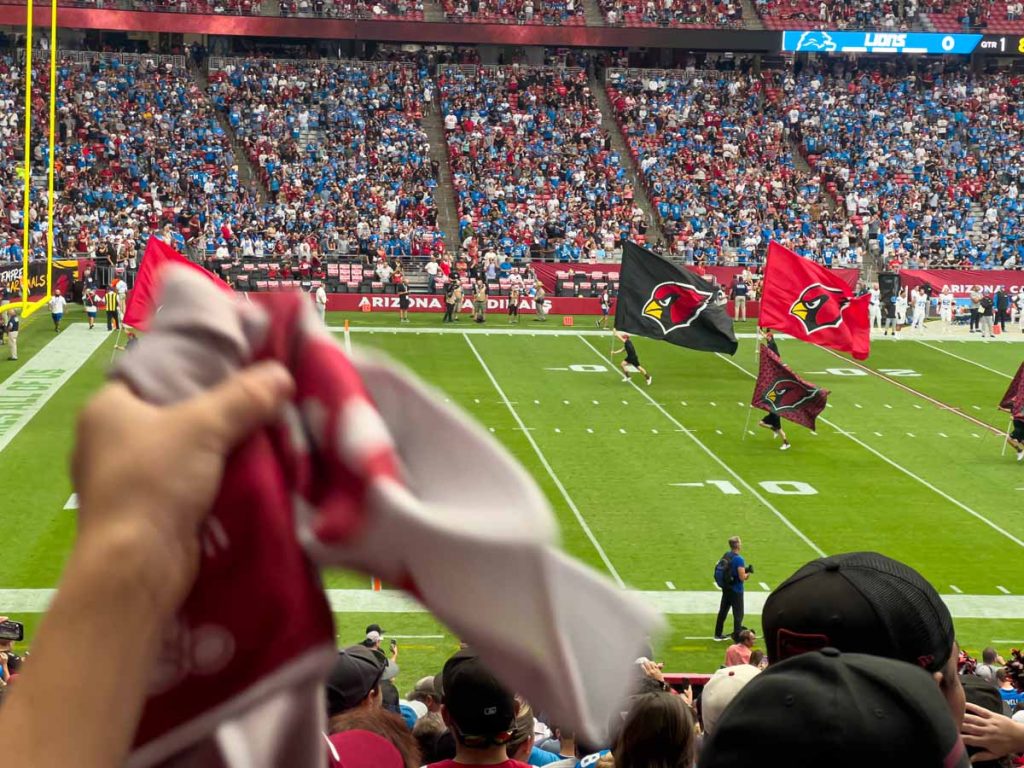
[746,564,754,575]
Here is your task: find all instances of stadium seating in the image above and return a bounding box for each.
[605,68,855,267]
[755,0,918,30]
[440,0,584,24]
[207,58,442,264]
[598,0,742,28]
[440,65,639,264]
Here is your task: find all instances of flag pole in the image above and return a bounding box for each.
[1002,419,1012,457]
[742,328,762,441]
[109,326,123,364]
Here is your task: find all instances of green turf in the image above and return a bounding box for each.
[5,309,1024,683]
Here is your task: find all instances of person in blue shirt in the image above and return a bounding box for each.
[714,535,751,642]
[998,669,1022,712]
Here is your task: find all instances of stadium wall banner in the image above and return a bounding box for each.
[899,270,1024,298]
[0,259,77,302]
[324,293,761,317]
[531,262,859,291]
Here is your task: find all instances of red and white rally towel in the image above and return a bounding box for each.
[112,267,662,768]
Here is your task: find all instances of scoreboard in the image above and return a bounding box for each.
[779,30,1024,56]
[979,34,1024,54]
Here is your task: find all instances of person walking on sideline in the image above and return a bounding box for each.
[50,290,67,333]
[105,287,120,331]
[314,283,327,325]
[443,280,457,323]
[731,276,749,322]
[980,292,995,338]
[969,285,983,333]
[84,289,98,329]
[508,285,521,324]
[397,275,411,324]
[868,283,881,330]
[596,287,611,329]
[5,310,19,360]
[473,279,487,324]
[714,536,751,642]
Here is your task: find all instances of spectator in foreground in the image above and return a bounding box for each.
[328,707,422,768]
[409,676,443,714]
[613,692,696,768]
[701,649,970,767]
[724,629,756,667]
[326,645,387,717]
[0,360,295,767]
[762,551,965,726]
[699,664,759,736]
[429,651,527,768]
[960,675,1014,768]
[976,648,1003,684]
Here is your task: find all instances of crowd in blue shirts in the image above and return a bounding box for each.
[783,61,1024,269]
[608,69,860,267]
[441,65,646,264]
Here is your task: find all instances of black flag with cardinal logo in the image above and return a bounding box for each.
[751,346,829,431]
[614,242,738,355]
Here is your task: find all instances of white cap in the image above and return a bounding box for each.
[701,664,761,735]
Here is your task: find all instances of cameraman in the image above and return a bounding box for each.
[714,536,752,643]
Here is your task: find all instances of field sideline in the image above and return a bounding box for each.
[4,308,1024,684]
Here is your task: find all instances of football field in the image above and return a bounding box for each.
[4,307,1024,685]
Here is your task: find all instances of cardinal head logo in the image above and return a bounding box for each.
[641,281,714,334]
[789,283,848,334]
[763,378,819,412]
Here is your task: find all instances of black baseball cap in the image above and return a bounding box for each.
[701,649,970,768]
[440,652,516,742]
[326,645,386,716]
[763,552,955,672]
[365,624,384,635]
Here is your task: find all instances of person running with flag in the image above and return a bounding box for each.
[611,330,652,385]
[999,362,1024,461]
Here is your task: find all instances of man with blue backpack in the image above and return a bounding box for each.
[714,536,752,642]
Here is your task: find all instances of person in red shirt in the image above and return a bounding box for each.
[428,651,529,768]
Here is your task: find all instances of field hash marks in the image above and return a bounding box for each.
[463,334,625,588]
[579,337,826,558]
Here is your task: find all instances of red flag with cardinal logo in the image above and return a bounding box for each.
[752,346,829,431]
[759,241,871,360]
[123,236,231,330]
[999,362,1024,418]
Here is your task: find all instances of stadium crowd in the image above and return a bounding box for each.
[606,68,858,267]
[440,64,647,264]
[3,51,1024,277]
[208,58,443,265]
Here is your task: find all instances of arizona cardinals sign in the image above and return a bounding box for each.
[760,241,871,360]
[752,347,829,431]
[615,242,738,355]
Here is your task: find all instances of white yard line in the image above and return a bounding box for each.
[716,353,1024,550]
[4,587,1024,618]
[579,337,826,558]
[0,325,107,455]
[464,334,625,588]
[916,341,1013,379]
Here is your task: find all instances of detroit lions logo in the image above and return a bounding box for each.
[795,31,837,51]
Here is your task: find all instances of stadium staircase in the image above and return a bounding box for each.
[193,63,267,203]
[739,0,764,29]
[424,0,445,22]
[589,73,668,251]
[582,0,605,26]
[422,103,462,252]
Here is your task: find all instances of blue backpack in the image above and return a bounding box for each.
[714,552,736,590]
